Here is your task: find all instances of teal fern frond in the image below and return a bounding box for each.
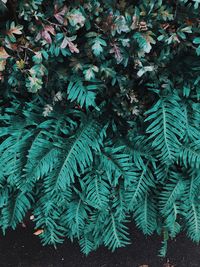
[67,80,101,109]
[164,202,181,237]
[159,171,186,215]
[126,162,155,210]
[186,170,200,201]
[133,192,157,235]
[112,184,127,221]
[79,234,94,255]
[21,132,59,191]
[83,171,110,210]
[49,119,102,190]
[179,140,200,169]
[184,201,200,242]
[34,193,68,245]
[103,212,130,251]
[0,192,32,230]
[66,199,89,239]
[100,144,135,187]
[181,100,200,142]
[124,135,156,170]
[145,95,185,163]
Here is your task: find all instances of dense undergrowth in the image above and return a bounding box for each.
[1,0,200,256]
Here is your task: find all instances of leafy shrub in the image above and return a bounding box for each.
[1,0,200,256]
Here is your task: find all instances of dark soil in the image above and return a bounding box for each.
[0,224,200,267]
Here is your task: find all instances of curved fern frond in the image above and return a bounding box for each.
[145,95,185,163]
[126,162,155,210]
[103,213,130,251]
[50,120,102,190]
[100,145,135,187]
[179,140,200,169]
[66,199,88,238]
[83,171,110,209]
[0,131,33,188]
[133,192,157,235]
[186,170,200,201]
[164,202,181,237]
[159,172,186,215]
[112,184,127,221]
[79,234,94,255]
[34,193,68,245]
[67,80,100,108]
[9,192,32,229]
[184,202,200,242]
[181,101,200,142]
[124,135,156,169]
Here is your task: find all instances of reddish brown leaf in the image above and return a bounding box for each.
[54,5,68,24]
[33,229,44,236]
[68,41,79,53]
[44,25,55,36]
[0,47,10,60]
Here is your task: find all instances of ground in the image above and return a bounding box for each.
[0,224,200,267]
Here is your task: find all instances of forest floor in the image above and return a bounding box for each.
[0,224,200,267]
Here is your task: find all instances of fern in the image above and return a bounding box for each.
[79,234,94,255]
[100,144,135,187]
[159,171,186,215]
[67,80,100,108]
[2,0,200,257]
[103,213,130,251]
[112,184,127,221]
[66,199,89,239]
[49,119,102,190]
[145,95,185,163]
[184,201,200,242]
[3,192,32,230]
[186,170,200,201]
[181,100,200,141]
[126,162,155,210]
[164,202,181,237]
[133,192,157,235]
[83,171,110,209]
[180,140,200,169]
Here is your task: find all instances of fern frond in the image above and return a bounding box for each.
[40,226,65,245]
[103,213,130,251]
[159,229,169,257]
[159,172,186,215]
[186,170,200,201]
[159,240,168,257]
[34,193,67,245]
[0,132,32,189]
[79,234,94,255]
[181,100,200,142]
[145,95,185,163]
[83,171,110,209]
[184,201,200,242]
[66,199,88,238]
[20,132,59,191]
[124,135,156,169]
[49,119,102,190]
[164,202,181,237]
[9,192,32,229]
[67,80,99,108]
[133,192,157,235]
[154,163,170,182]
[179,140,200,169]
[126,162,155,210]
[100,145,135,187]
[112,184,127,221]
